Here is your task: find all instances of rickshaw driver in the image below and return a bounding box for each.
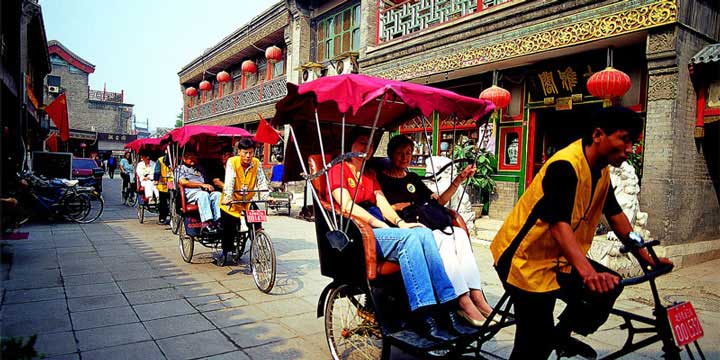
[218,138,269,267]
[177,150,222,235]
[491,106,673,360]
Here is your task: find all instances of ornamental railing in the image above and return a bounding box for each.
[187,77,288,123]
[88,89,124,103]
[378,0,511,44]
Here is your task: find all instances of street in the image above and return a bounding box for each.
[1,176,718,359]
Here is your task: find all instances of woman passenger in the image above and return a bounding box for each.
[377,134,494,325]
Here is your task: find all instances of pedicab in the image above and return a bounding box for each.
[274,74,705,359]
[124,137,166,224]
[163,125,277,293]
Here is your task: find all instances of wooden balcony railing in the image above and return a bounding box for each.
[186,77,288,123]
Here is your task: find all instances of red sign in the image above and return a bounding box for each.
[667,302,704,347]
[246,209,267,223]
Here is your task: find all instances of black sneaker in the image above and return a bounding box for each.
[200,226,217,235]
[556,337,597,359]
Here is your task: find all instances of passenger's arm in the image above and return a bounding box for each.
[437,164,476,206]
[331,188,388,228]
[551,222,619,293]
[375,191,424,229]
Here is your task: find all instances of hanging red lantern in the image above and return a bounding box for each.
[185,87,198,97]
[199,80,212,91]
[216,71,231,83]
[479,85,511,109]
[265,46,282,64]
[241,60,257,74]
[586,67,631,99]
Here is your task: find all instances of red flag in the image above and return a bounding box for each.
[45,93,69,141]
[46,133,58,152]
[254,114,281,145]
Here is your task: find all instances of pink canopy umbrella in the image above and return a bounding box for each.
[163,125,252,147]
[124,137,166,153]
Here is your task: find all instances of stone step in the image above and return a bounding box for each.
[474,217,504,232]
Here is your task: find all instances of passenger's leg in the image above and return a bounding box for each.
[446,227,494,315]
[209,191,222,222]
[414,227,456,305]
[432,228,470,296]
[187,191,213,223]
[142,180,153,199]
[507,284,557,360]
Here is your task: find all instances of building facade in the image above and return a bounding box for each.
[44,40,135,157]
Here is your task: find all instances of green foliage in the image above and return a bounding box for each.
[452,140,498,203]
[627,139,643,182]
[175,111,183,128]
[1,335,44,359]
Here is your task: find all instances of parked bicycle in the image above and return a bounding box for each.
[16,171,104,224]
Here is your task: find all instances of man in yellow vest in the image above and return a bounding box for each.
[218,137,269,266]
[491,106,672,359]
[154,155,173,225]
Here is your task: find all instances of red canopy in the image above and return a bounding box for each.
[162,125,251,147]
[124,137,166,153]
[274,74,495,129]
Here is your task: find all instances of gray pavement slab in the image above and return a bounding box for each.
[4,286,65,303]
[70,305,139,330]
[204,351,252,360]
[67,293,129,312]
[116,277,172,292]
[143,313,216,340]
[33,331,78,357]
[222,320,297,348]
[125,287,182,305]
[65,282,121,298]
[275,311,325,336]
[132,299,196,321]
[63,272,115,286]
[156,330,238,360]
[1,300,72,336]
[254,297,315,319]
[204,304,272,328]
[76,322,152,351]
[243,337,330,360]
[80,340,165,360]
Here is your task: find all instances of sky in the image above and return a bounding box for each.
[39,0,275,132]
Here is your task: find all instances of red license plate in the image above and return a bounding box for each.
[246,209,267,223]
[667,301,704,347]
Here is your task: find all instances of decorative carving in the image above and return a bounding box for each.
[647,73,677,100]
[372,0,678,81]
[187,77,288,123]
[379,0,484,43]
[647,28,675,53]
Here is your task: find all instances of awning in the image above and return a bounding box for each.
[690,44,720,66]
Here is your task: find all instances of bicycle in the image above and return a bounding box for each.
[16,172,100,224]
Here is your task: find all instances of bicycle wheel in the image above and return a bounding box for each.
[62,192,90,222]
[325,284,386,360]
[126,191,138,207]
[250,229,276,293]
[137,203,145,224]
[75,191,104,223]
[178,220,194,263]
[232,230,248,264]
[169,194,181,235]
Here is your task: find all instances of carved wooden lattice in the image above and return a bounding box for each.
[187,77,288,123]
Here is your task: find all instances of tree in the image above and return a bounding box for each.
[175,111,183,128]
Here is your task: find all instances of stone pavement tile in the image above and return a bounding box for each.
[254,297,315,319]
[101,254,146,266]
[45,354,80,360]
[1,300,71,336]
[76,322,152,351]
[56,246,94,254]
[54,240,93,248]
[163,272,217,286]
[4,286,65,304]
[244,337,329,360]
[60,263,108,276]
[65,282,121,298]
[204,351,251,360]
[219,277,257,292]
[68,293,129,312]
[125,287,182,305]
[174,281,230,298]
[71,306,139,330]
[275,311,324,336]
[105,261,154,272]
[233,289,277,305]
[157,330,237,360]
[133,299,196,321]
[117,278,171,293]
[63,272,115,286]
[81,340,165,360]
[222,320,297,348]
[1,276,63,290]
[111,268,162,281]
[204,304,271,328]
[143,313,216,340]
[34,331,77,356]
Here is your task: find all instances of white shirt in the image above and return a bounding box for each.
[136,160,156,182]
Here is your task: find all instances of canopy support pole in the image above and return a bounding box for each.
[314,107,339,230]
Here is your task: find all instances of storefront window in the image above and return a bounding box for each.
[316,3,361,62]
[402,132,432,167]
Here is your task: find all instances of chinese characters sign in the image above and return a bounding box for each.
[527,60,605,102]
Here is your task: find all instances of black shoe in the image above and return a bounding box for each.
[556,337,597,359]
[201,226,217,235]
[216,252,229,267]
[446,311,477,335]
[415,313,453,342]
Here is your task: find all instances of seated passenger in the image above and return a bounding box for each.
[328,129,474,341]
[377,135,495,326]
[219,138,269,266]
[209,147,234,191]
[136,153,159,202]
[177,150,222,235]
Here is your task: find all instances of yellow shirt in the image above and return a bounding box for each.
[220,157,268,218]
[156,156,173,193]
[490,139,610,293]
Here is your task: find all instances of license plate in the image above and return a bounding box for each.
[667,301,704,347]
[246,209,267,223]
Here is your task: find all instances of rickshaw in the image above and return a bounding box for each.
[124,137,166,224]
[273,74,705,359]
[163,125,278,294]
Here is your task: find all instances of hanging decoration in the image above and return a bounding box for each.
[586,47,631,102]
[479,70,511,112]
[241,60,257,90]
[199,80,212,91]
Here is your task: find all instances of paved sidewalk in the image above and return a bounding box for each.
[1,178,717,359]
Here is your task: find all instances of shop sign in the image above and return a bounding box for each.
[527,59,605,103]
[556,97,573,111]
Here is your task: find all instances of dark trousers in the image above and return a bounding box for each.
[108,166,116,179]
[504,259,623,360]
[220,211,240,253]
[158,191,169,221]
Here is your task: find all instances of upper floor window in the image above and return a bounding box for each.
[47,75,61,87]
[316,3,361,62]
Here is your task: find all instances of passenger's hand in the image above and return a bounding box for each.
[202,184,214,192]
[582,271,620,293]
[399,221,424,229]
[221,199,231,205]
[460,164,477,180]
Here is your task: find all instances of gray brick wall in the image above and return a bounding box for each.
[489,180,518,220]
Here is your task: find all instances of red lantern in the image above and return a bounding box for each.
[241,60,257,74]
[185,87,198,97]
[216,71,231,83]
[586,67,631,99]
[199,80,212,91]
[265,46,282,64]
[479,85,511,109]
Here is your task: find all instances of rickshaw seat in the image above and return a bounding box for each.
[178,184,199,213]
[308,154,400,281]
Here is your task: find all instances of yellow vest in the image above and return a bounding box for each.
[490,139,610,293]
[220,157,260,218]
[156,156,173,193]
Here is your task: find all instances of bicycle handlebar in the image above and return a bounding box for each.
[616,232,674,286]
[619,263,674,286]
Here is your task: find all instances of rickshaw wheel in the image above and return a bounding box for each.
[126,192,137,207]
[232,230,247,264]
[178,221,194,263]
[251,229,276,293]
[137,204,145,224]
[169,199,181,235]
[325,284,385,360]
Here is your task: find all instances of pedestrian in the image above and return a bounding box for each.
[269,154,284,191]
[107,155,117,179]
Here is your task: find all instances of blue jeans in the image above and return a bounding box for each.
[186,189,221,223]
[374,227,457,311]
